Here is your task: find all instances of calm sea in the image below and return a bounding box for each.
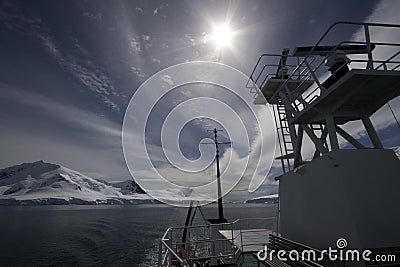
[0,203,277,266]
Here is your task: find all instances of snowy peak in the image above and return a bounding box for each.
[0,161,150,205]
[0,160,60,181]
[0,160,65,195]
[111,180,145,194]
[245,194,279,204]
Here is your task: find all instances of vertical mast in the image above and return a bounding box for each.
[213,128,224,221]
[202,128,230,221]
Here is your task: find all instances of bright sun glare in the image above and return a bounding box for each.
[212,24,233,48]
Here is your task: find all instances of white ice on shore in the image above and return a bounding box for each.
[0,160,151,204]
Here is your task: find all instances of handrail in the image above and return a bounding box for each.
[247,53,273,84]
[293,21,400,69]
[298,40,400,105]
[245,21,400,175]
[248,21,400,106]
[161,239,186,265]
[266,21,400,113]
[376,49,400,70]
[159,217,276,266]
[247,53,314,90]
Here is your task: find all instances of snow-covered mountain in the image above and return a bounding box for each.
[107,180,146,194]
[0,160,151,205]
[245,194,279,204]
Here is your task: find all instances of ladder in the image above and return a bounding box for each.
[274,103,295,173]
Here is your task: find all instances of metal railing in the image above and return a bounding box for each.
[248,21,400,117]
[246,53,316,103]
[159,217,276,266]
[271,22,400,116]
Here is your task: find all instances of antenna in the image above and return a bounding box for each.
[200,128,231,221]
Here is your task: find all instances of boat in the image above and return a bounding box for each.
[158,21,400,267]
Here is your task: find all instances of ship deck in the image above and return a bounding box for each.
[219,229,272,253]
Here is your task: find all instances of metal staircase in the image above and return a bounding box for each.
[273,104,294,173]
[246,50,312,172]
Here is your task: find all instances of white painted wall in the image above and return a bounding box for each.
[279,149,400,252]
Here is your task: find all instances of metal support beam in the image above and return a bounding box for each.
[361,116,384,149]
[312,148,320,159]
[278,91,292,110]
[288,122,297,142]
[302,124,329,155]
[294,126,303,167]
[321,126,329,148]
[326,115,339,150]
[336,125,368,149]
[312,125,328,159]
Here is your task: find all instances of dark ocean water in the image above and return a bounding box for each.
[0,203,277,266]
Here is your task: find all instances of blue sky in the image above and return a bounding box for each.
[1,0,399,202]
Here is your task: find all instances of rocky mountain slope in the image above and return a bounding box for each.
[0,160,151,205]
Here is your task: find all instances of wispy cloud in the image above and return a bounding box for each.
[40,36,121,112]
[161,74,174,85]
[129,35,142,52]
[82,11,102,21]
[0,82,121,139]
[0,82,127,180]
[0,2,120,112]
[343,0,400,143]
[130,66,145,78]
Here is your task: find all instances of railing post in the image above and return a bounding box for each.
[158,241,163,267]
[240,229,243,252]
[231,222,235,261]
[296,57,301,79]
[364,24,374,70]
[186,228,190,262]
[168,230,173,266]
[305,60,325,91]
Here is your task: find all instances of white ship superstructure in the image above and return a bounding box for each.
[159,21,400,267]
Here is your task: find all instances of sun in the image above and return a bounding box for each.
[212,24,233,48]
